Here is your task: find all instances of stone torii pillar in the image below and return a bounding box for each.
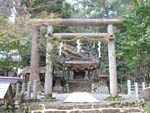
[108,24,118,97]
[44,26,54,98]
[30,26,40,85]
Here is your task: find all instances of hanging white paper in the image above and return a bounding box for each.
[59,42,63,56]
[76,39,81,53]
[98,41,101,58]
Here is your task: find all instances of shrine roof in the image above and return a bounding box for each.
[0,76,23,84]
[64,60,99,70]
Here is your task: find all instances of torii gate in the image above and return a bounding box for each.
[30,19,122,98]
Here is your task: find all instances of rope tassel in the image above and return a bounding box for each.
[98,41,101,58]
[76,39,81,53]
[59,42,63,56]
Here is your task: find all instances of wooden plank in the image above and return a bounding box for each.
[30,19,122,26]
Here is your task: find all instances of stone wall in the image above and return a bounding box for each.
[29,102,141,113]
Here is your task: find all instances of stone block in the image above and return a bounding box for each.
[45,104,73,110]
[44,111,66,113]
[69,110,80,113]
[93,104,107,108]
[58,105,73,110]
[45,105,59,109]
[81,110,101,113]
[30,104,44,111]
[34,111,43,113]
[139,87,150,101]
[73,104,92,109]
[126,109,140,112]
[102,109,120,113]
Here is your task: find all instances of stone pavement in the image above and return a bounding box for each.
[32,92,137,105]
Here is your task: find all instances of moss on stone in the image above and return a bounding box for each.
[104,96,122,101]
[144,106,150,110]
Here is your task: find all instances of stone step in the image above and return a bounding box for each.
[31,108,141,113]
[29,103,141,113]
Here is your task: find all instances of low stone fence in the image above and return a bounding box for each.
[13,80,39,106]
[14,80,38,99]
[127,80,150,98]
[29,102,140,113]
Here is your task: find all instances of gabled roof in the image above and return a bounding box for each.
[0,76,23,84]
[0,83,10,99]
[64,60,99,71]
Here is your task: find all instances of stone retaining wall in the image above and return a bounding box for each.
[29,103,141,113]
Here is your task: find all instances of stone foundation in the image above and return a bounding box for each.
[69,79,91,92]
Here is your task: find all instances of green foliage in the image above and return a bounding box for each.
[24,106,29,113]
[119,82,127,93]
[66,0,130,18]
[27,0,72,18]
[0,0,132,78]
[61,79,67,86]
[0,16,31,75]
[117,0,150,80]
[92,79,101,83]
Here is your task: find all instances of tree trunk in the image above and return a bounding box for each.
[30,26,40,86]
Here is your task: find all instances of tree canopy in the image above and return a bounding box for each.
[117,0,150,81]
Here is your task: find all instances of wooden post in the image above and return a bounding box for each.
[30,26,40,85]
[70,71,74,79]
[44,26,54,98]
[127,80,131,97]
[142,82,145,90]
[135,82,138,98]
[107,24,118,97]
[21,82,25,93]
[68,69,70,80]
[33,80,37,99]
[16,83,20,97]
[84,70,89,79]
[27,81,31,97]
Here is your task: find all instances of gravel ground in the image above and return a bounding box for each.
[29,92,137,105]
